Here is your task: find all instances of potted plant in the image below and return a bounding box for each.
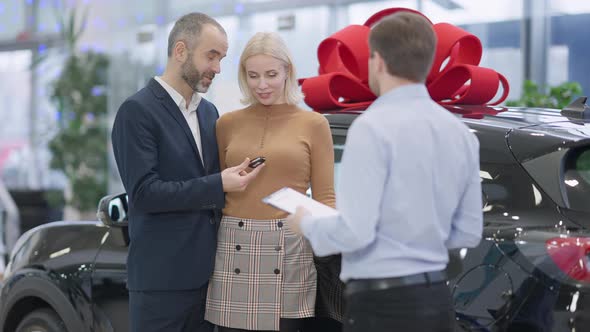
[46,6,110,219]
[506,80,582,109]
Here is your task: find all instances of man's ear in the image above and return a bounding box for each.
[374,51,386,75]
[173,41,188,62]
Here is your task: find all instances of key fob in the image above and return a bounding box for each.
[248,156,266,168]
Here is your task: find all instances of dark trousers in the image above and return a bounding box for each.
[217,317,342,332]
[129,283,213,332]
[304,317,342,331]
[217,318,306,332]
[343,281,454,332]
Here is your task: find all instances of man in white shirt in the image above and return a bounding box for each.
[289,12,482,332]
[111,12,263,332]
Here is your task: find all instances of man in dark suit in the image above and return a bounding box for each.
[111,12,264,332]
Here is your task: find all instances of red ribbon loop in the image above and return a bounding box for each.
[301,72,375,110]
[318,25,370,82]
[300,7,510,112]
[427,23,482,83]
[428,65,498,104]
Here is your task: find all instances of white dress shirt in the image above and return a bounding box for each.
[154,76,204,165]
[300,84,483,281]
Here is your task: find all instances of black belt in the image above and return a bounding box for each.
[346,271,447,295]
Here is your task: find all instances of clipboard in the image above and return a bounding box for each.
[262,187,339,218]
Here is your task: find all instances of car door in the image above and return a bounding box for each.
[91,226,130,331]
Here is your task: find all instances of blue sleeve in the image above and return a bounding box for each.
[300,118,387,256]
[446,136,483,249]
[111,99,225,213]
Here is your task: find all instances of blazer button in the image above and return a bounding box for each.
[238,221,244,227]
[277,221,283,228]
[236,245,241,251]
[274,269,280,275]
[275,246,281,251]
[209,218,215,225]
[234,268,240,274]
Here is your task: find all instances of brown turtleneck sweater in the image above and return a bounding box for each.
[216,103,335,219]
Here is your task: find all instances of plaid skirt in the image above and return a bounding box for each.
[205,216,317,331]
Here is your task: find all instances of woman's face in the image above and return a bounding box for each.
[244,54,288,105]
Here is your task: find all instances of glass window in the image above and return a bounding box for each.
[550,0,590,15]
[0,50,32,189]
[348,1,417,25]
[0,0,25,40]
[37,0,61,36]
[577,150,590,183]
[420,1,523,25]
[549,0,590,99]
[0,50,31,142]
[421,1,524,102]
[247,7,329,79]
[168,0,222,20]
[480,163,546,213]
[333,134,346,189]
[563,148,590,212]
[199,15,240,114]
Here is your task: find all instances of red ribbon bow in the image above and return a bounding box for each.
[299,8,510,112]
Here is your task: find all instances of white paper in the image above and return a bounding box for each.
[263,187,339,218]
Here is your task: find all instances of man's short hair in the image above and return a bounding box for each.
[368,12,436,83]
[167,12,226,57]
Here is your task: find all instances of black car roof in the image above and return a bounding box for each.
[324,104,590,170]
[324,104,590,135]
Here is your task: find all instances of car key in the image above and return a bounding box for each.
[248,156,266,168]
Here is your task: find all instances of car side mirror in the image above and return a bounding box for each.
[97,193,128,227]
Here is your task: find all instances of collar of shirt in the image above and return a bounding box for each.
[370,83,430,110]
[154,76,201,113]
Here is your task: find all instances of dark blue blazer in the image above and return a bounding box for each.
[111,78,225,291]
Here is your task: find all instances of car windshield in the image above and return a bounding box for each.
[333,135,346,190]
[564,147,590,212]
[308,135,344,197]
[334,144,344,181]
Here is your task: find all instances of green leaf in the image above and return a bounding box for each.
[73,6,89,46]
[506,80,584,109]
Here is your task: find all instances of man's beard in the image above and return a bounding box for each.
[181,58,214,93]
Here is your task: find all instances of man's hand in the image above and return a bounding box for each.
[221,158,264,192]
[286,206,310,236]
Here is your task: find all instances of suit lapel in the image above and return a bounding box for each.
[148,79,206,173]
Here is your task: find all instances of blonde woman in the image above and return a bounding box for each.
[205,32,336,332]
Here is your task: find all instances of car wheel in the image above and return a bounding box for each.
[15,308,67,332]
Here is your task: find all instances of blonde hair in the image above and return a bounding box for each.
[238,32,303,105]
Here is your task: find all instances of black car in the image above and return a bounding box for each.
[1,100,590,332]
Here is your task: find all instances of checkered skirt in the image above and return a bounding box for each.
[205,216,317,331]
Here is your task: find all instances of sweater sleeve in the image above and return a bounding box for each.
[216,114,230,171]
[310,116,336,208]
